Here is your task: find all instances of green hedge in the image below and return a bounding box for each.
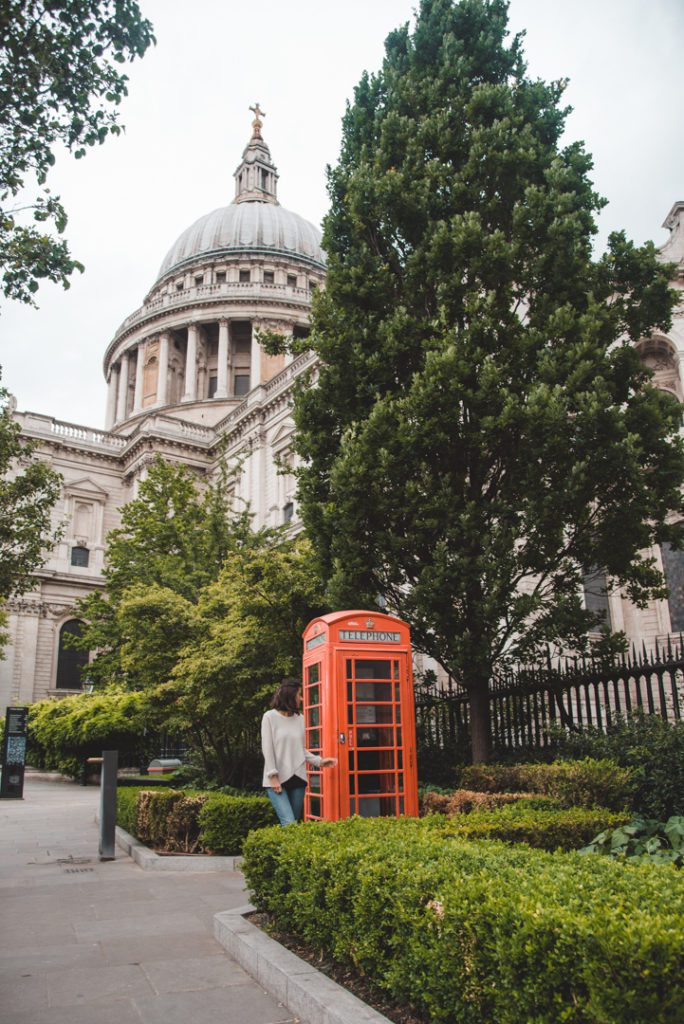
[460,757,633,810]
[115,786,275,854]
[549,714,684,820]
[198,793,277,854]
[426,803,629,851]
[116,786,139,835]
[243,817,684,1024]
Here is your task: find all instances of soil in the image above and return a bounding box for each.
[249,912,428,1024]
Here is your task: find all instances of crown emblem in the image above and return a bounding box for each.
[365,618,375,629]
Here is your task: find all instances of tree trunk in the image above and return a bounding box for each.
[469,683,492,764]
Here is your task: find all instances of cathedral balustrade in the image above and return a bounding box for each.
[18,412,126,449]
[111,280,314,344]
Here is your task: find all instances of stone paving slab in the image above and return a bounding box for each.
[0,780,299,1024]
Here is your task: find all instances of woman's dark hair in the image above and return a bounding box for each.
[272,677,302,714]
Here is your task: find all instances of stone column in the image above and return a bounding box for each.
[250,320,261,390]
[115,352,129,423]
[182,324,198,402]
[216,319,229,398]
[132,341,145,414]
[105,365,119,430]
[17,610,40,705]
[157,332,170,406]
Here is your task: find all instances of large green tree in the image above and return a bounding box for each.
[156,538,326,786]
[291,0,684,761]
[0,0,154,304]
[0,381,62,648]
[73,456,253,688]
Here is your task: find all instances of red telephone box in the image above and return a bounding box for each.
[302,610,419,821]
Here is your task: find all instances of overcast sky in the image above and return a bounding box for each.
[1,0,682,428]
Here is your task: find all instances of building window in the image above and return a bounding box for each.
[55,620,89,690]
[208,375,218,398]
[234,374,250,396]
[216,271,226,284]
[287,274,297,288]
[70,546,89,568]
[263,271,274,285]
[239,269,250,283]
[194,275,204,287]
[309,280,318,292]
[176,281,184,291]
[283,501,294,524]
[582,569,611,630]
[261,168,268,190]
[661,541,684,633]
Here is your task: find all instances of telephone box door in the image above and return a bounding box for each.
[338,651,415,818]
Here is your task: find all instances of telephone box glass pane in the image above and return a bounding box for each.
[355,660,392,679]
[309,773,321,792]
[308,684,320,706]
[358,750,394,770]
[307,728,320,748]
[357,727,394,747]
[309,796,321,817]
[308,707,320,727]
[355,682,393,702]
[356,796,396,817]
[356,704,393,724]
[357,773,396,794]
[308,663,320,684]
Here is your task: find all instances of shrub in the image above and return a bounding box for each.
[136,789,186,847]
[243,817,684,1024]
[115,786,276,854]
[198,793,276,855]
[431,804,629,851]
[116,786,140,835]
[581,815,684,866]
[27,689,158,779]
[165,794,208,852]
[460,757,633,810]
[550,713,684,819]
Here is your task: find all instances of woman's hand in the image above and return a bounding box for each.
[270,774,282,793]
[320,757,338,768]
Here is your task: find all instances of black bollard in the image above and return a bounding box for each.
[98,750,118,860]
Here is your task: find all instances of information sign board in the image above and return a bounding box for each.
[0,706,29,799]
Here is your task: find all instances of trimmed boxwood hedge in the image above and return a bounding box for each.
[243,816,684,1024]
[424,803,629,850]
[115,786,275,854]
[460,757,633,810]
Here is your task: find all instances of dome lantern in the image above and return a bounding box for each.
[233,103,279,205]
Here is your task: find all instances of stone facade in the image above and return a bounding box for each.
[2,114,684,712]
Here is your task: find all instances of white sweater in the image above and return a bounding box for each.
[261,708,322,788]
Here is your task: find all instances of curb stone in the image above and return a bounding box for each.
[214,904,392,1024]
[112,821,243,871]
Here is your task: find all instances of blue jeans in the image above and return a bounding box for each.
[266,785,305,826]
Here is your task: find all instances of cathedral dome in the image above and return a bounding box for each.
[157,201,326,281]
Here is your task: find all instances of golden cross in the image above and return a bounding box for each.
[249,102,266,137]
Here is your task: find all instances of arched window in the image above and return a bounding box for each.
[55,620,89,690]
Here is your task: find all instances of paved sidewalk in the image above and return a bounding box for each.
[0,778,301,1024]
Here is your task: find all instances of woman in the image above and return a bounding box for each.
[261,677,337,825]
